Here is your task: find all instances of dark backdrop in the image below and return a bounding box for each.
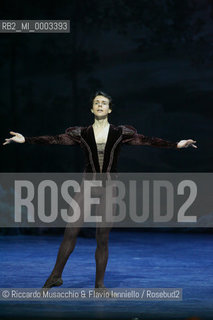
[1,0,212,173]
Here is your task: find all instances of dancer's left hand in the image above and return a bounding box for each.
[177,139,197,148]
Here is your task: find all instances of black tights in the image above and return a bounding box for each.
[48,178,115,287]
[49,226,111,288]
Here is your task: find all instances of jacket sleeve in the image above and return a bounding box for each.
[24,126,82,145]
[120,125,178,149]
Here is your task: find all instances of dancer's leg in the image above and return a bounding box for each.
[43,183,85,288]
[50,226,81,278]
[94,178,116,288]
[95,227,111,288]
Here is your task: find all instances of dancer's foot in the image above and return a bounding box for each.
[94,284,112,298]
[40,275,63,294]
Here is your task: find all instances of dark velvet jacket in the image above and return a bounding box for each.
[25,124,178,173]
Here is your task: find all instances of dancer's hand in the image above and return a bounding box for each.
[177,139,197,148]
[3,131,25,145]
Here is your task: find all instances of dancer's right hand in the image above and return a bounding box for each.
[3,131,25,145]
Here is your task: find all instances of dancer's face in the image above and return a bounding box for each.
[91,95,112,118]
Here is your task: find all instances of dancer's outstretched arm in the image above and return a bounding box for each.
[121,125,197,149]
[3,127,82,146]
[126,133,197,149]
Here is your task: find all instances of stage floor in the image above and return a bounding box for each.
[0,231,213,320]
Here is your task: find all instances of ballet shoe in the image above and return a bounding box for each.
[42,275,63,290]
